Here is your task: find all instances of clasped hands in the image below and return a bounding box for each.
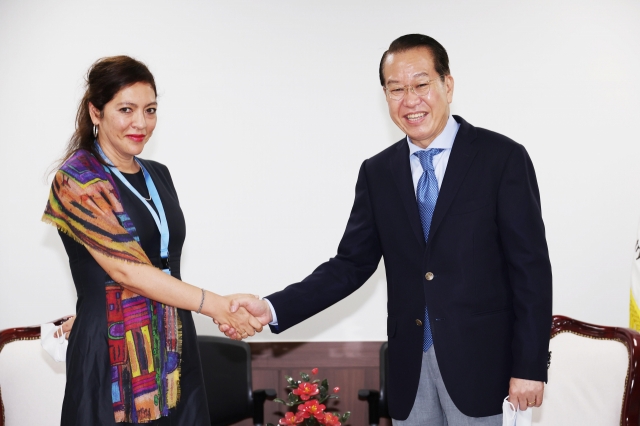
[213,294,273,340]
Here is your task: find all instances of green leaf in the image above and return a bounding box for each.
[300,372,310,382]
[341,412,351,422]
[267,423,275,426]
[321,379,328,389]
[273,398,287,404]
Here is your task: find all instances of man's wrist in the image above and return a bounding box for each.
[263,298,278,326]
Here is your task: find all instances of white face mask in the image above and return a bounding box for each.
[502,396,532,426]
[41,322,68,362]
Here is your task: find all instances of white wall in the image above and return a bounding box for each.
[1,0,639,341]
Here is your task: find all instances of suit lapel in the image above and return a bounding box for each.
[428,116,478,245]
[390,139,426,249]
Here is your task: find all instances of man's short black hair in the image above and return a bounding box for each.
[379,34,450,86]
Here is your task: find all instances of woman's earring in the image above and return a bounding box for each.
[93,125,99,138]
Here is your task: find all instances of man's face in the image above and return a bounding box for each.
[382,47,454,148]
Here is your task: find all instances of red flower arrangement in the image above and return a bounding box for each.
[267,368,351,426]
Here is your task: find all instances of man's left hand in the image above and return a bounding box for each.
[508,378,544,411]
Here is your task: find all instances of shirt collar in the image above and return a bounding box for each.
[407,115,459,156]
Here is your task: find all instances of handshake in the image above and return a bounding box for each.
[55,293,275,341]
[212,294,273,340]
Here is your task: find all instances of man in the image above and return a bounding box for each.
[222,34,552,425]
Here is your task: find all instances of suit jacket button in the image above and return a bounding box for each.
[416,319,423,326]
[425,272,434,281]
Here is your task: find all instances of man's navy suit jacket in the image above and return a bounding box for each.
[267,115,552,419]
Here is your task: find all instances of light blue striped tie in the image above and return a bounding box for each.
[414,148,443,352]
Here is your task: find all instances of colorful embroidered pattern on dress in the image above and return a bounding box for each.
[43,150,182,423]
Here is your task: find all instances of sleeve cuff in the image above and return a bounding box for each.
[263,297,278,326]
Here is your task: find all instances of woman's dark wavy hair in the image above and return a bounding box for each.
[59,55,157,167]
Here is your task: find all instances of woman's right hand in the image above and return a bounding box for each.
[207,293,263,340]
[216,295,274,339]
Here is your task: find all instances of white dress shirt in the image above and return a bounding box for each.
[408,114,460,193]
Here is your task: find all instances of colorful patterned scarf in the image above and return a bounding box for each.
[42,150,182,423]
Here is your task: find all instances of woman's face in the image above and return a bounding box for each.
[90,82,157,165]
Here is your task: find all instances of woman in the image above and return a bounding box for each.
[43,56,261,425]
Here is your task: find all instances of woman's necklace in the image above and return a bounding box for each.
[124,163,152,201]
[131,161,152,201]
[139,171,152,201]
[97,144,155,203]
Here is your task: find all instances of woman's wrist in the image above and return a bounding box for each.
[200,290,225,319]
[195,288,205,314]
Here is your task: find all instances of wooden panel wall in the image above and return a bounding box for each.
[231,341,391,426]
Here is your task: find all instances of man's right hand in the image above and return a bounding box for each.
[217,296,273,339]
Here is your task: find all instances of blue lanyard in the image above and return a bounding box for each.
[95,143,170,270]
